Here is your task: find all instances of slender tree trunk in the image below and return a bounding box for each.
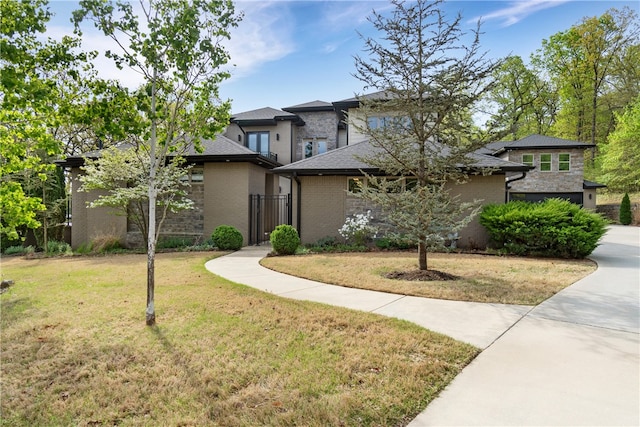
[418,240,428,270]
[146,70,158,327]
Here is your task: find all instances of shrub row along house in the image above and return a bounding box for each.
[57,92,603,250]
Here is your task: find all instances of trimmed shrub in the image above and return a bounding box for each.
[211,225,243,250]
[46,240,72,255]
[619,193,632,225]
[158,236,192,249]
[270,225,300,255]
[480,198,607,258]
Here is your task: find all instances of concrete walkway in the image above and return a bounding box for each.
[204,225,640,425]
[205,247,531,349]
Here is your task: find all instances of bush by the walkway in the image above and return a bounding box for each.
[270,224,300,255]
[211,225,243,250]
[480,199,607,258]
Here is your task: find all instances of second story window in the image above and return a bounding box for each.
[304,139,327,158]
[247,131,270,157]
[559,153,570,171]
[540,153,552,172]
[522,154,534,167]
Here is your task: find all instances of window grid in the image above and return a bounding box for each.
[559,153,570,171]
[540,154,552,172]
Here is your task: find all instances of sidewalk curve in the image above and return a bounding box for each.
[205,247,530,349]
[204,225,640,426]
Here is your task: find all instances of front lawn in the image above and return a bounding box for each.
[1,252,477,427]
[261,252,596,305]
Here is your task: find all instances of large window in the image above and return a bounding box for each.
[247,132,270,157]
[559,153,570,171]
[304,139,327,158]
[540,153,552,172]
[367,115,410,131]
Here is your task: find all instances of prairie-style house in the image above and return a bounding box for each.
[58,92,601,250]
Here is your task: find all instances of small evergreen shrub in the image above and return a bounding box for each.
[46,240,72,255]
[374,235,414,250]
[619,193,632,225]
[211,225,243,250]
[4,245,27,255]
[270,225,300,255]
[158,236,192,249]
[480,198,607,258]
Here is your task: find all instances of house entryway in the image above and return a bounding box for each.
[248,194,292,244]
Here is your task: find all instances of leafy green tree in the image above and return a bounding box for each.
[73,0,240,325]
[601,96,640,192]
[485,56,558,139]
[0,0,90,241]
[352,0,501,271]
[535,7,639,147]
[80,146,194,246]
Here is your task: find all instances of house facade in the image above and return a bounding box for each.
[480,135,604,210]
[59,93,599,250]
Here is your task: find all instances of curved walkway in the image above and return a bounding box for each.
[205,225,640,426]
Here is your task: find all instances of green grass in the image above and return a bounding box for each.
[1,252,478,426]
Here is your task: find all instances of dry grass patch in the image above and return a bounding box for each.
[1,252,477,427]
[261,252,596,305]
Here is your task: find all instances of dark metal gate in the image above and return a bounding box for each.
[249,194,292,245]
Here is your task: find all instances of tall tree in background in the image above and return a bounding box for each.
[351,0,501,271]
[73,0,240,325]
[0,0,92,245]
[535,7,639,147]
[485,56,558,140]
[600,96,640,192]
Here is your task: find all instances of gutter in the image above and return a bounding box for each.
[505,172,527,203]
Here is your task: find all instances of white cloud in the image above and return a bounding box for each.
[224,1,297,79]
[468,0,570,27]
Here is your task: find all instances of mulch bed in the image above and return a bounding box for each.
[384,269,458,281]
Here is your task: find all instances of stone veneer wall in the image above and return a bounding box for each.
[294,111,339,161]
[507,149,585,193]
[126,181,205,247]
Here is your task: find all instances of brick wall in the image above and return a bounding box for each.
[304,174,505,249]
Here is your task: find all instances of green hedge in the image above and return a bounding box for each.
[211,225,243,251]
[270,225,300,255]
[480,199,607,258]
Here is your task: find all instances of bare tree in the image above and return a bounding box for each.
[352,0,502,271]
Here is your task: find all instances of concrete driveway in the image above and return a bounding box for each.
[410,225,640,426]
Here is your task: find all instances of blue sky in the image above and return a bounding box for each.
[46,0,639,113]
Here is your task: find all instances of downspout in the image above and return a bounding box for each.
[293,172,302,239]
[505,172,527,203]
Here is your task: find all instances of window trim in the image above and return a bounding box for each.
[558,153,571,172]
[246,131,270,157]
[303,139,328,159]
[539,153,552,172]
[522,153,534,167]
